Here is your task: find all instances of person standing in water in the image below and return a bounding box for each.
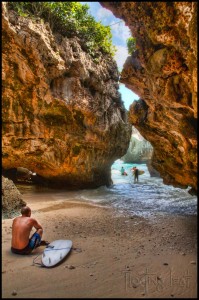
[131,166,139,182]
[121,166,128,176]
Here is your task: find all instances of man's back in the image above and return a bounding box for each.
[11,206,44,254]
[12,216,34,249]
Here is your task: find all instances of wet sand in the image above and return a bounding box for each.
[2,195,197,298]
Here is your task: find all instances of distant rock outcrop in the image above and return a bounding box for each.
[121,127,153,163]
[101,2,197,194]
[146,160,160,178]
[2,3,131,189]
[2,176,26,219]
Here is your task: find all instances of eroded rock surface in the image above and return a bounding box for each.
[2,3,131,188]
[101,2,197,194]
[122,126,153,163]
[146,160,160,178]
[2,176,26,219]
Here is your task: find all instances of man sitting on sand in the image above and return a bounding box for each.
[11,206,48,255]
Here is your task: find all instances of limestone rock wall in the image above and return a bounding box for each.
[2,176,26,219]
[101,2,197,194]
[146,161,160,178]
[121,126,153,163]
[2,3,131,188]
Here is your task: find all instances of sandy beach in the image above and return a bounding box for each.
[2,196,197,298]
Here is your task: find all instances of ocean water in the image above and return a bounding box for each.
[76,160,197,218]
[19,160,197,219]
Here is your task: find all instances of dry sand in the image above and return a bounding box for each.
[2,196,197,298]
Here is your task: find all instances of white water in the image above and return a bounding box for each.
[19,160,197,219]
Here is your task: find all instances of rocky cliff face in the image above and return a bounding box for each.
[101,2,197,194]
[121,126,153,163]
[2,3,131,188]
[2,176,26,219]
[146,160,160,178]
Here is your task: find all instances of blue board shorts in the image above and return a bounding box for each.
[11,232,41,255]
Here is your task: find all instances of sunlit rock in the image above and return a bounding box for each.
[2,3,131,189]
[121,127,153,163]
[2,176,26,218]
[101,2,197,194]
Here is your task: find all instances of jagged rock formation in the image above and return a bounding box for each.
[101,2,197,194]
[2,3,131,189]
[146,160,160,178]
[2,167,34,182]
[121,126,153,163]
[2,176,26,219]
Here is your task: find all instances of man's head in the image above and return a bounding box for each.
[21,206,31,217]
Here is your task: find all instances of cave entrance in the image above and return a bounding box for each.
[2,167,36,183]
[111,126,160,182]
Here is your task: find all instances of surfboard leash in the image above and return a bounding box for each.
[32,253,44,267]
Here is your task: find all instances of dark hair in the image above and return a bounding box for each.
[21,206,31,216]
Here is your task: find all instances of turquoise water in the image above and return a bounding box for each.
[19,160,197,219]
[76,160,197,218]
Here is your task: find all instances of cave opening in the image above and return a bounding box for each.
[2,5,197,294]
[2,167,38,184]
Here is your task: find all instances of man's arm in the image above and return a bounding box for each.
[31,218,43,230]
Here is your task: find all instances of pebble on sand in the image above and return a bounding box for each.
[12,290,17,296]
[66,265,75,269]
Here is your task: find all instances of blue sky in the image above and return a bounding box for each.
[81,1,139,110]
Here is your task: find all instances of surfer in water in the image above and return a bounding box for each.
[131,166,139,183]
[11,206,48,255]
[121,166,128,176]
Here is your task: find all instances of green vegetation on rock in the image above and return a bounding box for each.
[8,2,116,58]
[126,37,137,55]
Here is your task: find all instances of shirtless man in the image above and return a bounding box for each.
[11,206,44,255]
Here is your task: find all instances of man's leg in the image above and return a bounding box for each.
[35,229,43,247]
[37,228,43,239]
[29,229,43,249]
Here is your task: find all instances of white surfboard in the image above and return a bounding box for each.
[42,240,72,267]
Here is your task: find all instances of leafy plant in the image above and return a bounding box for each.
[7,2,116,58]
[126,37,137,55]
